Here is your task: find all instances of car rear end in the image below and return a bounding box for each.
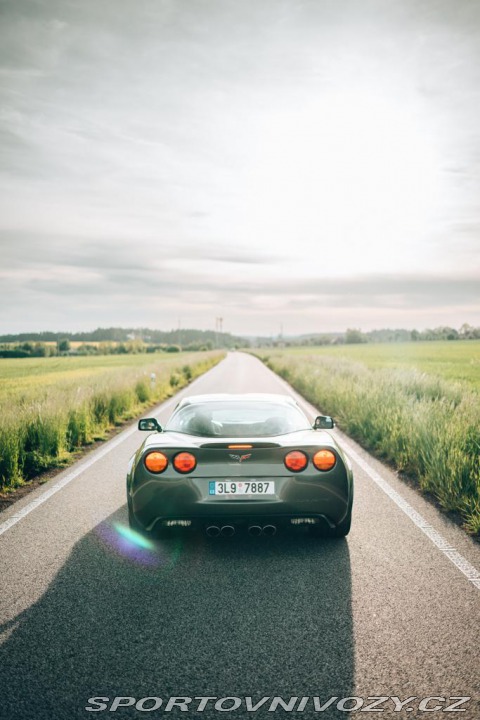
[127,431,353,536]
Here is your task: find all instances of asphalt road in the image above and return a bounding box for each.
[0,352,479,719]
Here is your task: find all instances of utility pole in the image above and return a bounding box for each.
[215,317,223,347]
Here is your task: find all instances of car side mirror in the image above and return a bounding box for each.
[313,415,335,430]
[138,418,162,432]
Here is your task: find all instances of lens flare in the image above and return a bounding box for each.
[95,520,184,571]
[114,522,155,550]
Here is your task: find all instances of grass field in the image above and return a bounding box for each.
[254,341,480,534]
[0,351,224,492]
[280,341,480,389]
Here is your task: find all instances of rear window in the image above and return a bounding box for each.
[166,401,310,438]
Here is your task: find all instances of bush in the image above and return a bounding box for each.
[66,408,92,449]
[135,379,151,403]
[22,412,67,476]
[169,373,181,388]
[76,344,99,356]
[91,394,110,426]
[0,427,22,489]
[108,390,133,424]
[0,350,30,358]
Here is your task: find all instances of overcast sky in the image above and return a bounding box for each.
[0,0,479,336]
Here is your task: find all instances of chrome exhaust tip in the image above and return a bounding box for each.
[248,525,263,537]
[220,525,235,537]
[262,524,277,537]
[206,525,221,537]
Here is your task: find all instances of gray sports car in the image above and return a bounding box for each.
[127,393,353,538]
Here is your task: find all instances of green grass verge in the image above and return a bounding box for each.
[254,348,480,535]
[0,351,224,492]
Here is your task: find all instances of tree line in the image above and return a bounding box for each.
[0,327,245,346]
[0,327,247,358]
[266,323,480,347]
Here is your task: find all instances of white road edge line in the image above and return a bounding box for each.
[0,426,138,537]
[343,443,480,590]
[0,366,211,538]
[273,369,480,591]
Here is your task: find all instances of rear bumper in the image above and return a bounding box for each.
[128,472,352,532]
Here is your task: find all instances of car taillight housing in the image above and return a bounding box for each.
[173,452,197,474]
[312,449,336,471]
[284,450,308,472]
[144,451,168,473]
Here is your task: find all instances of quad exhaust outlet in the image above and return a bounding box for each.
[248,524,277,537]
[207,524,277,537]
[205,525,236,537]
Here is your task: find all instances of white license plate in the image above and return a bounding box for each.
[209,481,275,496]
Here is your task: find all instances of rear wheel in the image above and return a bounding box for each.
[330,508,351,537]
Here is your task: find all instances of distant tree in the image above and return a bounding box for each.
[127,340,147,354]
[345,328,367,344]
[32,343,48,357]
[76,343,98,355]
[57,339,71,354]
[98,342,115,354]
[459,323,475,339]
[306,335,331,346]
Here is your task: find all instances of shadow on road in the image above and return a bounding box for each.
[0,506,353,719]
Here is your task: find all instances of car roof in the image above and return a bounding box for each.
[176,393,298,408]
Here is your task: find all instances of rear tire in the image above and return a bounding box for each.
[310,507,352,539]
[330,508,351,537]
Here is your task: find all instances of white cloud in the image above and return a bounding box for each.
[0,0,479,333]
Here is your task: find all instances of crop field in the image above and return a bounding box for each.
[0,351,224,492]
[254,341,480,534]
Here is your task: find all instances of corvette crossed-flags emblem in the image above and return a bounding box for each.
[228,453,252,463]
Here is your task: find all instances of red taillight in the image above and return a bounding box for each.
[173,452,197,474]
[312,449,336,471]
[284,450,308,472]
[144,451,168,473]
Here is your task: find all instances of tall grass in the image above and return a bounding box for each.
[278,340,480,389]
[0,352,223,492]
[257,352,480,535]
